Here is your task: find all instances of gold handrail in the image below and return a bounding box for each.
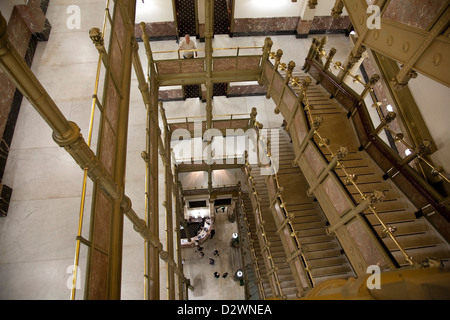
[71,0,112,300]
[313,46,449,187]
[237,191,266,299]
[152,46,263,55]
[254,127,316,288]
[301,76,413,266]
[166,113,251,122]
[244,161,286,299]
[270,49,414,266]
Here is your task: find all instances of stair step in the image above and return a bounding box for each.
[373,219,430,236]
[299,234,336,245]
[313,272,355,285]
[292,221,327,230]
[292,215,324,224]
[297,227,329,238]
[307,255,349,269]
[303,248,343,260]
[310,265,353,278]
[304,241,341,252]
[364,209,417,225]
[382,232,442,251]
[392,243,450,267]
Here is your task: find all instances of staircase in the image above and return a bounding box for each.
[295,70,450,269]
[245,262,260,300]
[242,194,274,298]
[249,165,301,299]
[273,128,355,284]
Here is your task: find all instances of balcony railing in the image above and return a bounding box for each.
[303,36,450,233]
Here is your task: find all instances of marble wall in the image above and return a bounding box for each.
[232,16,352,38]
[310,15,351,34]
[135,21,177,41]
[382,0,448,30]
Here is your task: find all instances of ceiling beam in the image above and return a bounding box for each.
[343,0,450,88]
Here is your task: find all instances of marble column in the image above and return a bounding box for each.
[296,3,316,38]
[0,0,51,216]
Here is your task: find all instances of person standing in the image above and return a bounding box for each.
[179,34,198,59]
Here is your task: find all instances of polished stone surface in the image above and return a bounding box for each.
[0,0,359,300]
[382,0,448,30]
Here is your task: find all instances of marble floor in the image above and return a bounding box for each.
[182,212,245,300]
[0,0,358,300]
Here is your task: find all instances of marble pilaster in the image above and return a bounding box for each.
[0,0,51,216]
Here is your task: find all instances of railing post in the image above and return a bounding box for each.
[359,73,380,100]
[266,49,283,99]
[347,73,381,118]
[314,36,327,64]
[337,44,367,86]
[89,27,123,98]
[316,47,336,84]
[359,111,396,150]
[331,0,344,18]
[259,37,273,85]
[286,77,312,131]
[303,37,319,71]
[274,60,295,114]
[383,140,433,180]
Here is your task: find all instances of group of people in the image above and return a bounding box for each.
[214,271,228,279]
[194,245,228,279]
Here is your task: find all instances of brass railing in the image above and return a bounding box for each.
[264,42,414,267]
[244,157,286,299]
[151,45,264,60]
[150,45,264,78]
[305,37,449,221]
[302,90,413,266]
[236,189,266,300]
[315,40,444,180]
[291,52,413,266]
[166,113,251,124]
[254,126,316,288]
